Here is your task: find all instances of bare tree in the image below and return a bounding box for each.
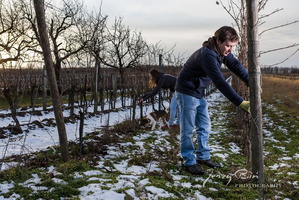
[33,0,69,162]
[164,51,185,67]
[219,0,299,67]
[85,8,108,112]
[2,84,21,127]
[217,0,251,161]
[47,0,91,90]
[145,41,184,67]
[0,0,34,65]
[217,0,298,157]
[21,0,92,90]
[102,17,148,73]
[0,0,36,132]
[144,42,163,66]
[259,17,299,67]
[99,17,147,105]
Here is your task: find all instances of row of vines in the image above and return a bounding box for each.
[0,65,183,134]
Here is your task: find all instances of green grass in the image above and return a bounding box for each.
[1,161,88,199]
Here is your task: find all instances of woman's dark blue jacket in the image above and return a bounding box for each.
[175,46,249,106]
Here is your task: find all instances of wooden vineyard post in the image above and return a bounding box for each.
[158,54,162,110]
[42,65,47,111]
[246,0,264,186]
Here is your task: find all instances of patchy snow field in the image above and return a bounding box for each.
[1,84,298,199]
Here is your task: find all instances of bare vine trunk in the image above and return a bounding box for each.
[3,88,20,127]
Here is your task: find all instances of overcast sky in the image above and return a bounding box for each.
[84,0,299,67]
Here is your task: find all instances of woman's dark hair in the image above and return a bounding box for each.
[214,26,239,43]
[149,69,159,88]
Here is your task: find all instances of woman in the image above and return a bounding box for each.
[175,26,250,175]
[140,69,180,127]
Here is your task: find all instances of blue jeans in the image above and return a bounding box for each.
[176,92,211,166]
[169,92,180,125]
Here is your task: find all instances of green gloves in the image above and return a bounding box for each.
[239,101,250,113]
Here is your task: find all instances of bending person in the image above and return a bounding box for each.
[140,69,180,127]
[175,26,250,175]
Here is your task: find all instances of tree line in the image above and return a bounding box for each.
[0,0,184,87]
[261,66,299,74]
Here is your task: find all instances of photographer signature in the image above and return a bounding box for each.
[203,169,258,187]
